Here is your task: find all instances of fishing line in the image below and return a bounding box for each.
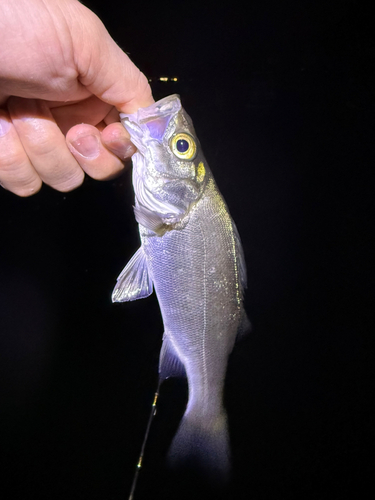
[128,382,160,500]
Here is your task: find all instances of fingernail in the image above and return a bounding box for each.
[108,140,137,159]
[69,134,100,159]
[0,117,11,136]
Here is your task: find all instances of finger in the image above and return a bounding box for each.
[71,4,154,113]
[101,122,136,160]
[50,95,114,135]
[0,108,42,197]
[103,106,122,126]
[8,97,85,192]
[66,124,126,180]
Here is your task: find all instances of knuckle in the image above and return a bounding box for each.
[0,150,27,171]
[31,137,57,159]
[138,71,152,95]
[10,179,42,197]
[48,169,85,192]
[0,151,42,197]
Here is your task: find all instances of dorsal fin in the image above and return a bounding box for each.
[232,220,247,293]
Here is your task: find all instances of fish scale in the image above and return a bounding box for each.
[112,95,249,481]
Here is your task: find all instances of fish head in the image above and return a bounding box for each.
[120,95,208,223]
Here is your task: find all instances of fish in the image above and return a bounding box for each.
[112,94,249,481]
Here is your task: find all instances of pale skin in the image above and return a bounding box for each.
[0,0,154,197]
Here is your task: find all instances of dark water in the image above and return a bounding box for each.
[0,1,373,499]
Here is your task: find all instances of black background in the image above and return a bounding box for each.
[0,1,373,499]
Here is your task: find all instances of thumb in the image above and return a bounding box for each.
[70,2,153,113]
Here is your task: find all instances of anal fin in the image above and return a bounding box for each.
[159,333,186,382]
[236,309,251,342]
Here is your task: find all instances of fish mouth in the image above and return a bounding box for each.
[120,95,182,143]
[120,94,181,121]
[137,94,181,122]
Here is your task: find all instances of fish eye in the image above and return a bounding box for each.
[170,133,197,160]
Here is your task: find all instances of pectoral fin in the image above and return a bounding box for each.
[133,204,166,235]
[159,333,186,382]
[112,247,153,302]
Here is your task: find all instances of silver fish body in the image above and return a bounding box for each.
[112,95,249,479]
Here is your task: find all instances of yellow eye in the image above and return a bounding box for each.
[170,133,197,160]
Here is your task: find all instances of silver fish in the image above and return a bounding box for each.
[112,95,249,479]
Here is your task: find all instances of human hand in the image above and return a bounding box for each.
[0,0,153,197]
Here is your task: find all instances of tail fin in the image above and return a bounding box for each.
[167,407,231,483]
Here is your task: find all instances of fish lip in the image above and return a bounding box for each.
[119,94,181,124]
